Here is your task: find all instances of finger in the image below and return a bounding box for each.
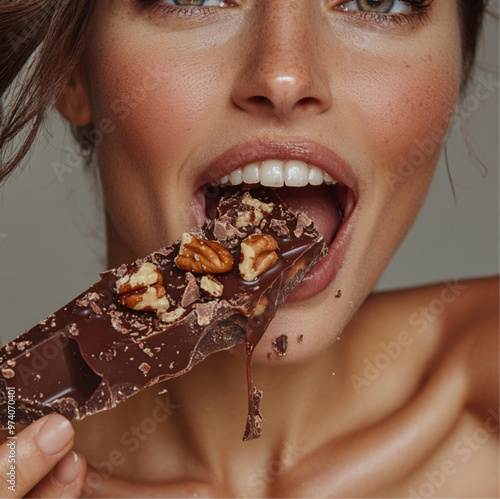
[0,414,75,497]
[26,450,87,499]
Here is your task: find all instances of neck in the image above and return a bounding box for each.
[137,338,350,482]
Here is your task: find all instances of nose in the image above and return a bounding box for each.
[231,1,333,122]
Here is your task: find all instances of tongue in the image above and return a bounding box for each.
[205,185,342,245]
[276,185,341,245]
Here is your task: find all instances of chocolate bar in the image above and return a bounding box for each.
[0,188,326,440]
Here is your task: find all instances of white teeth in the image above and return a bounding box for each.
[219,160,338,187]
[242,163,260,184]
[309,166,324,186]
[323,173,334,185]
[284,160,309,187]
[261,160,284,187]
[228,168,243,185]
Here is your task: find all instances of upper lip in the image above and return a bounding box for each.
[195,140,358,195]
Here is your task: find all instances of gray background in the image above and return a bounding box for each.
[1,11,498,343]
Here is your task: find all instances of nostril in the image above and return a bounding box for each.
[295,96,322,112]
[248,95,272,106]
[246,95,320,113]
[298,97,317,106]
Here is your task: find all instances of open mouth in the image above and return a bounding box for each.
[192,143,358,302]
[204,160,355,246]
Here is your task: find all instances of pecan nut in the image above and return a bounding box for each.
[235,192,274,229]
[116,262,169,312]
[239,234,279,282]
[175,233,234,274]
[200,275,224,298]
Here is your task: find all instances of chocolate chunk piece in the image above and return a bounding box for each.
[181,273,200,308]
[270,218,291,238]
[0,188,326,439]
[272,335,289,356]
[244,384,263,441]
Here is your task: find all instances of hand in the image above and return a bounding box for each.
[0,414,86,498]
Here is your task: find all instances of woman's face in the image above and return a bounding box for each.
[77,0,461,362]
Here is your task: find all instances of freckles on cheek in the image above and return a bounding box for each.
[352,56,460,174]
[90,50,220,168]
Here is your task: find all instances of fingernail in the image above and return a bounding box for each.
[53,451,81,486]
[36,415,74,455]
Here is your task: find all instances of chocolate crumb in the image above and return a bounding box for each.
[90,302,102,315]
[1,368,15,379]
[213,220,242,241]
[181,273,200,308]
[139,362,151,375]
[66,322,80,337]
[142,347,154,358]
[269,219,290,237]
[297,334,304,344]
[272,334,288,356]
[16,341,29,351]
[335,289,342,298]
[243,385,263,441]
[294,212,313,238]
[85,292,100,302]
[114,264,128,279]
[195,301,218,326]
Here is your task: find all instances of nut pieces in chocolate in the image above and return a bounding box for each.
[239,234,279,282]
[0,188,326,440]
[175,234,234,275]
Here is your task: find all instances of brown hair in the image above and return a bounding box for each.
[0,0,490,184]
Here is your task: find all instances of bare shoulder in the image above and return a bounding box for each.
[439,276,499,416]
[362,276,499,413]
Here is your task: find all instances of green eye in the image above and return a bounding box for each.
[357,0,395,13]
[340,0,411,14]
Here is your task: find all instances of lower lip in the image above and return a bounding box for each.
[285,207,356,303]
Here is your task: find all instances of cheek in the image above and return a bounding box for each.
[87,40,225,172]
[83,31,230,251]
[350,52,461,186]
[334,39,461,292]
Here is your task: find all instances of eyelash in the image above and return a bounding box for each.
[352,0,432,26]
[136,1,233,18]
[135,0,433,25]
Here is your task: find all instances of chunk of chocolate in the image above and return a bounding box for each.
[0,188,326,439]
[272,334,289,356]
